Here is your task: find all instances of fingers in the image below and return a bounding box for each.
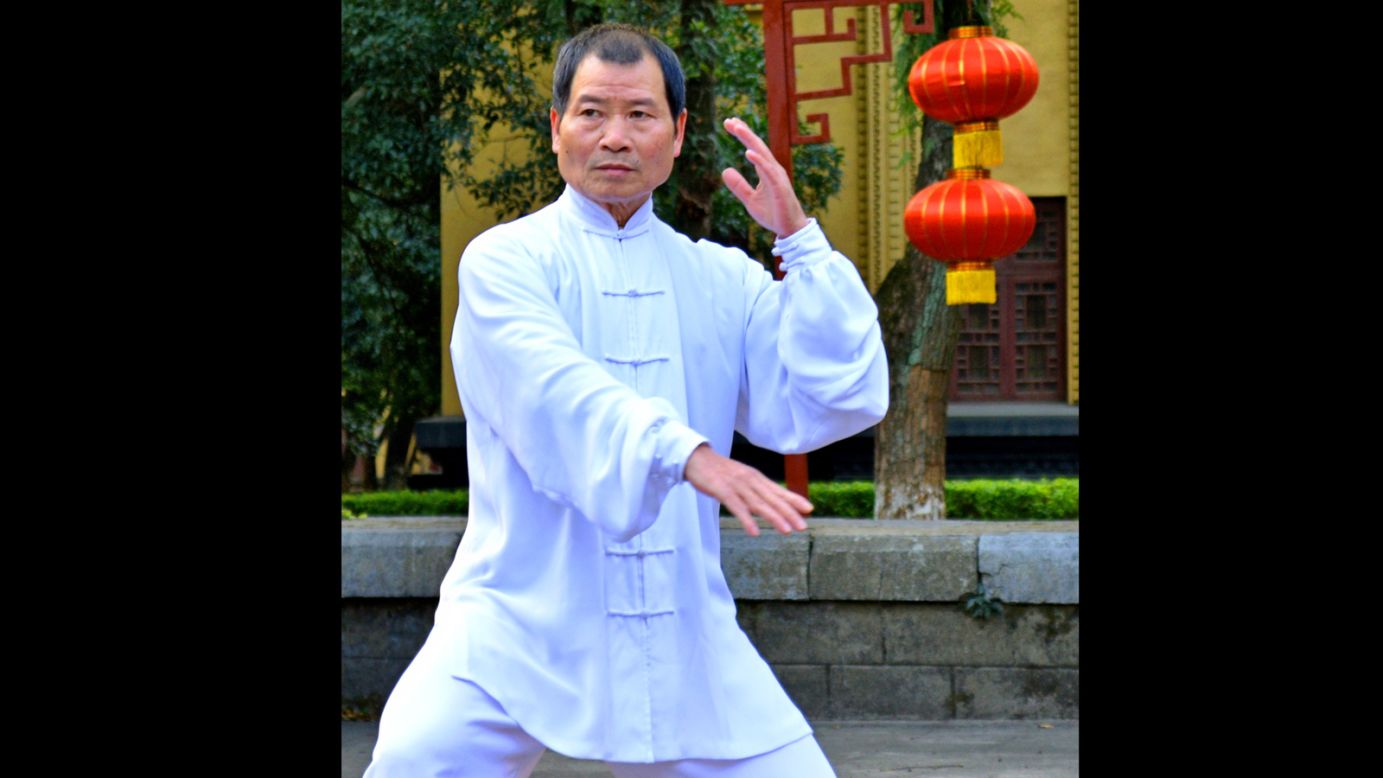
[724,119,787,188]
[732,472,812,536]
[784,488,814,515]
[723,497,760,537]
[684,444,813,537]
[723,116,773,159]
[755,480,808,532]
[743,148,777,180]
[720,116,809,239]
[723,117,790,189]
[720,167,754,205]
[718,475,807,535]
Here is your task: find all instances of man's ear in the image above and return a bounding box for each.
[550,107,561,154]
[672,109,688,158]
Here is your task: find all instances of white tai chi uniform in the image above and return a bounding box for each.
[365,185,888,775]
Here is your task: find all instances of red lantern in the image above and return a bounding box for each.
[907,26,1039,168]
[903,169,1035,304]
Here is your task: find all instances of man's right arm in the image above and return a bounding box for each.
[450,230,707,542]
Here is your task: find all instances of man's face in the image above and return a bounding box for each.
[551,53,687,221]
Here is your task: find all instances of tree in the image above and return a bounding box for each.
[343,0,846,491]
[873,0,1012,518]
[342,0,555,489]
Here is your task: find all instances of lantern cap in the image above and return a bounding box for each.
[955,120,1000,133]
[949,25,993,39]
[947,168,992,180]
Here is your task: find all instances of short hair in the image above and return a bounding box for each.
[551,23,686,120]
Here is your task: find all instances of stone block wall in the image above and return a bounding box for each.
[342,517,1078,719]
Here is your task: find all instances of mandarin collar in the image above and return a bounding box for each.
[559,185,655,238]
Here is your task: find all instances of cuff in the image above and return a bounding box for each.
[653,420,710,485]
[770,218,833,271]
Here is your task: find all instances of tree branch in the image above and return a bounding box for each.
[341,177,431,210]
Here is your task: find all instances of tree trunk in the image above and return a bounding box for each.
[346,454,378,493]
[873,242,962,518]
[381,416,417,491]
[343,427,356,492]
[872,1,971,519]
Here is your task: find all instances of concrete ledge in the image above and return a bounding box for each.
[719,530,810,600]
[341,517,464,598]
[809,534,976,601]
[978,533,1079,604]
[341,517,1079,605]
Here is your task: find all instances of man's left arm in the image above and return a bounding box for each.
[720,116,890,453]
[681,118,888,534]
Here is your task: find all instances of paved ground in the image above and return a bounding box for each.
[343,719,1078,777]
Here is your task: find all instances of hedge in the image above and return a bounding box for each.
[343,478,1077,521]
[341,489,469,518]
[945,478,1078,520]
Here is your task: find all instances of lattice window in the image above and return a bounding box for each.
[949,197,1066,402]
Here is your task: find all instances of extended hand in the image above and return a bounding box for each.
[720,117,810,239]
[683,443,813,537]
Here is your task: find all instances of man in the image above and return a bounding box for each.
[365,23,888,777]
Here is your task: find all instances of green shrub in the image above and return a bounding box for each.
[341,489,469,517]
[341,479,1077,520]
[945,478,1078,520]
[807,481,877,518]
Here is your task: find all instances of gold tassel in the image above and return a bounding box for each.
[954,121,1002,168]
[946,264,997,305]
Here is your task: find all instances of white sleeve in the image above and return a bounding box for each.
[451,231,708,542]
[735,218,889,454]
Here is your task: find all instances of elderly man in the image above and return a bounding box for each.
[365,23,887,777]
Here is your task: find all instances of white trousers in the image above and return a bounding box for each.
[363,634,836,778]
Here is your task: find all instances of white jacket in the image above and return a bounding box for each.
[437,184,888,762]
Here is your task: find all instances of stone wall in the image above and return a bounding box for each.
[342,517,1078,719]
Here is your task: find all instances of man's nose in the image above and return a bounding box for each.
[600,118,631,152]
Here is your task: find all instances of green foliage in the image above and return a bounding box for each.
[946,478,1078,520]
[961,581,1004,620]
[807,481,878,519]
[343,0,543,464]
[657,3,844,262]
[891,1,1021,148]
[809,478,1077,519]
[341,479,1077,520]
[341,489,470,518]
[343,1,847,474]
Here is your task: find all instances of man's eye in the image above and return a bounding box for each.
[580,109,599,118]
[630,111,648,119]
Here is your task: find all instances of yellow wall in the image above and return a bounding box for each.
[999,0,1070,198]
[997,1,1079,405]
[439,152,503,417]
[787,5,863,265]
[440,59,556,418]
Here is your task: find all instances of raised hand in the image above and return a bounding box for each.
[720,116,810,239]
[683,443,813,537]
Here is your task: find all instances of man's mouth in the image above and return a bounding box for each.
[595,163,635,172]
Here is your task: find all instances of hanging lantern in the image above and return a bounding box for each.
[907,26,1039,169]
[903,168,1035,305]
